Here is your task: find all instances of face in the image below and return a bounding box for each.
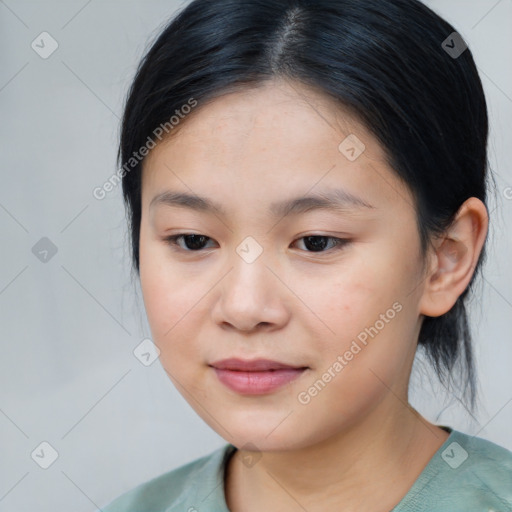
[139,79,428,452]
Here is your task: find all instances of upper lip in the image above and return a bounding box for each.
[209,358,307,371]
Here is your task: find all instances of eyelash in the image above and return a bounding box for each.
[162,233,351,255]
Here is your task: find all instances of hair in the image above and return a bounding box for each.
[118,0,493,413]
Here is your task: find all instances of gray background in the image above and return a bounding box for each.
[0,1,510,510]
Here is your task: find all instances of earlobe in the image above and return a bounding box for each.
[419,198,489,318]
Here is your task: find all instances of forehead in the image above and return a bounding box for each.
[141,79,414,216]
[158,80,370,152]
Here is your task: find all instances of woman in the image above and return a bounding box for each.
[102,0,512,510]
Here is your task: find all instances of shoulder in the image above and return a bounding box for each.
[411,429,512,511]
[448,430,512,498]
[99,443,235,512]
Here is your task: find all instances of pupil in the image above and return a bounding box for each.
[185,234,207,250]
[305,236,327,252]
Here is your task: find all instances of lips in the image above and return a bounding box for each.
[209,358,307,371]
[208,358,308,395]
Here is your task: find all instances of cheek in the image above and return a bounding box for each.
[140,264,208,391]
[303,259,390,340]
[139,238,199,345]
[304,252,416,378]
[140,271,199,344]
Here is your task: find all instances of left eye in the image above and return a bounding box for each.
[163,234,350,253]
[292,235,350,253]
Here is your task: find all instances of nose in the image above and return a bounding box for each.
[211,257,290,333]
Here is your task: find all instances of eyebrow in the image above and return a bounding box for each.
[149,188,375,218]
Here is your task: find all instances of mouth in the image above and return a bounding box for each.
[208,358,309,395]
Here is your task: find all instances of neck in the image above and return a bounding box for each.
[225,401,450,512]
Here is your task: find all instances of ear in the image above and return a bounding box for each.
[419,197,489,317]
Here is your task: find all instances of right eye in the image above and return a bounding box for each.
[163,233,217,252]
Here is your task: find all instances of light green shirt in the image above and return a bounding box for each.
[100,426,512,511]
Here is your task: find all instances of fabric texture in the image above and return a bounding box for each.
[100,426,512,511]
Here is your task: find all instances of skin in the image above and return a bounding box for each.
[138,78,488,512]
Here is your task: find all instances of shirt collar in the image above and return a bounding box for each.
[165,443,237,512]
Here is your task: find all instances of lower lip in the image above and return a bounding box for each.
[212,367,307,395]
